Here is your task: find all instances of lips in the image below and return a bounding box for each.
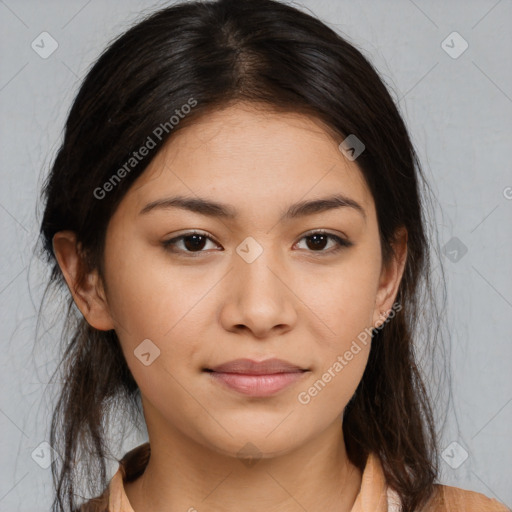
[206,358,306,375]
[204,358,308,397]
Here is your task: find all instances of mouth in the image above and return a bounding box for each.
[203,358,309,397]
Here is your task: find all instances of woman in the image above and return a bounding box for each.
[39,0,510,511]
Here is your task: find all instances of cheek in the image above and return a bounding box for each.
[292,241,380,411]
[101,242,220,402]
[298,247,382,346]
[103,238,209,340]
[295,259,378,414]
[296,342,370,414]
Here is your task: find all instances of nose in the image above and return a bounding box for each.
[219,247,298,339]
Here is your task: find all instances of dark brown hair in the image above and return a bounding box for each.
[39,0,447,510]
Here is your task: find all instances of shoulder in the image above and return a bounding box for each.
[423,483,511,512]
[74,443,150,512]
[73,492,109,512]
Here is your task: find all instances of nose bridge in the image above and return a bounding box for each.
[234,236,283,300]
[222,235,296,335]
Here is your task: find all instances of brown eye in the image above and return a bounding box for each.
[182,234,208,251]
[305,233,329,251]
[162,231,220,254]
[296,231,353,254]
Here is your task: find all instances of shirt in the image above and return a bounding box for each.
[79,442,510,511]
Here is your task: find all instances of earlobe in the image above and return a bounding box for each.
[373,227,408,326]
[52,231,115,331]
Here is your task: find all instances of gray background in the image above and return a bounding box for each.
[1,0,511,510]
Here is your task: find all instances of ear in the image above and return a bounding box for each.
[52,230,115,331]
[372,226,408,326]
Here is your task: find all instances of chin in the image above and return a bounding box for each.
[194,418,314,461]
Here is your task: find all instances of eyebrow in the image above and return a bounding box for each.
[139,194,366,222]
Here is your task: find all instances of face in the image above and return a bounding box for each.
[69,102,405,459]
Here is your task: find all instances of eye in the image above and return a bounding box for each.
[162,231,221,255]
[161,229,353,256]
[294,230,353,254]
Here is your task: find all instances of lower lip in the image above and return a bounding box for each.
[207,371,306,397]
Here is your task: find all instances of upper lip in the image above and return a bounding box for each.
[206,358,306,375]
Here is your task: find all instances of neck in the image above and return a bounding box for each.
[125,416,362,512]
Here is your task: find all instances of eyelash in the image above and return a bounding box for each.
[161,229,353,256]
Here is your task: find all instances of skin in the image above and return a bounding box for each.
[53,102,407,512]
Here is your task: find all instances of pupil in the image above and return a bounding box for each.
[184,235,206,251]
[308,234,327,250]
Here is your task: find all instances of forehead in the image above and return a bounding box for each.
[123,102,374,219]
